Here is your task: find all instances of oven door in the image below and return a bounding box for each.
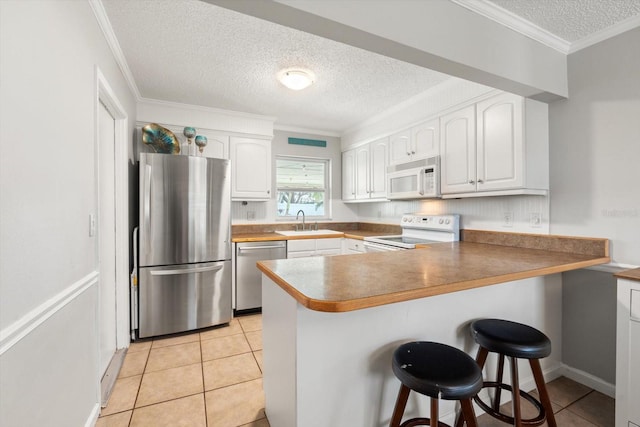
[363,241,405,253]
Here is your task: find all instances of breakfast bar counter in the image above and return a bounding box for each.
[256,233,609,427]
[257,241,610,313]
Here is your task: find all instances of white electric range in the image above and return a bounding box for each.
[363,214,460,252]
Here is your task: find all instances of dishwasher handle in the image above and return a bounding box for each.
[238,244,286,253]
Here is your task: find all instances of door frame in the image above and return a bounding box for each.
[95,66,129,356]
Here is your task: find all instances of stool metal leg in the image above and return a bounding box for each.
[509,356,523,427]
[390,384,411,427]
[530,358,557,427]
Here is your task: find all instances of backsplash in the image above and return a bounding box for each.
[356,195,550,233]
[232,195,550,234]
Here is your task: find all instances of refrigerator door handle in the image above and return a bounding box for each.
[150,265,224,276]
[143,164,152,248]
[238,245,286,253]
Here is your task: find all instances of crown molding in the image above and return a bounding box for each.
[138,97,277,122]
[88,0,142,100]
[450,0,571,54]
[569,13,640,53]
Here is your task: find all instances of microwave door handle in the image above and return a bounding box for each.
[418,169,425,195]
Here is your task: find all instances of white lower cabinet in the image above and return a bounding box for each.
[287,238,341,259]
[342,238,365,254]
[616,277,640,427]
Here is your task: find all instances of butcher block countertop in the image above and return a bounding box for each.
[257,233,610,313]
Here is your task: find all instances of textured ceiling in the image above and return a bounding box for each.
[489,0,640,42]
[101,0,451,133]
[101,0,640,134]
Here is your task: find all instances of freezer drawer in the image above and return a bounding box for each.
[236,241,286,311]
[139,260,231,338]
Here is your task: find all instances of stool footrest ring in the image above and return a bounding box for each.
[473,381,546,426]
[400,418,449,427]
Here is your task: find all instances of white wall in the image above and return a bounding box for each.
[548,27,640,392]
[0,1,136,426]
[549,27,640,267]
[232,130,359,224]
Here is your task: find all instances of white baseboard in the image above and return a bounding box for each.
[561,364,616,398]
[0,271,99,355]
[85,403,101,427]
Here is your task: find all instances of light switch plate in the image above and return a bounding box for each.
[89,214,96,237]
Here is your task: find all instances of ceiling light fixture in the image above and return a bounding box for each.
[277,68,315,91]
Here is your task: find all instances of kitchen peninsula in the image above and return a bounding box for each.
[256,233,609,427]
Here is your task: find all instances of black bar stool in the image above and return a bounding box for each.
[464,319,557,427]
[390,341,482,427]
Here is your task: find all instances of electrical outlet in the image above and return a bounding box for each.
[530,212,542,228]
[247,211,255,220]
[503,212,514,228]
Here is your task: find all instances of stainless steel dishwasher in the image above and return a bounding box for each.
[235,241,287,312]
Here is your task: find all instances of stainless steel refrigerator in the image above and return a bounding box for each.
[137,153,231,338]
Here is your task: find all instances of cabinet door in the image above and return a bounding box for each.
[630,320,640,425]
[411,118,439,160]
[343,238,365,254]
[440,105,476,194]
[342,149,356,201]
[369,137,388,199]
[200,134,228,159]
[230,137,271,200]
[476,93,523,191]
[389,130,411,165]
[355,145,370,199]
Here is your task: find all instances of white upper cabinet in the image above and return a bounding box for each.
[389,130,411,165]
[476,93,524,191]
[230,137,271,200]
[440,105,477,195]
[355,145,370,199]
[197,133,228,159]
[369,138,388,199]
[389,118,439,165]
[342,137,388,202]
[342,149,356,201]
[440,92,548,198]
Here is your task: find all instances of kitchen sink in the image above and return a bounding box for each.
[275,229,343,236]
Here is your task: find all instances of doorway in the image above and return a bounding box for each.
[95,67,129,405]
[98,100,117,377]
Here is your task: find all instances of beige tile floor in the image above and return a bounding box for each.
[476,375,615,426]
[97,314,269,427]
[98,313,614,427]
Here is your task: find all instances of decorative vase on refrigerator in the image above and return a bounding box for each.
[137,153,231,338]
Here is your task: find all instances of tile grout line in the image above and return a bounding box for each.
[200,335,208,427]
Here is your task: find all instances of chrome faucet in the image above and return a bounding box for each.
[296,210,306,231]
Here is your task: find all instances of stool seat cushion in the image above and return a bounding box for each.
[471,319,551,359]
[392,341,483,400]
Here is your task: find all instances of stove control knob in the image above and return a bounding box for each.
[445,219,450,224]
[439,219,444,224]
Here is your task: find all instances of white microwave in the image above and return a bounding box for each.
[386,156,440,200]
